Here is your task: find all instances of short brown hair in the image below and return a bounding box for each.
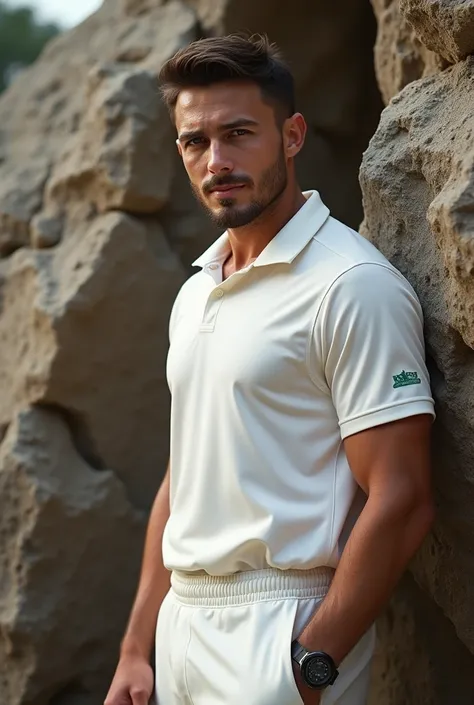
[158,33,295,123]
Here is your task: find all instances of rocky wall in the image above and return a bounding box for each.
[364,2,474,704]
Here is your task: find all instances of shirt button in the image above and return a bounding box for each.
[215,289,224,298]
[208,264,218,270]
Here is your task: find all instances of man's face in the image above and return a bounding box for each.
[175,81,290,229]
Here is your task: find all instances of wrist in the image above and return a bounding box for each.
[297,629,343,667]
[120,636,151,661]
[291,639,339,690]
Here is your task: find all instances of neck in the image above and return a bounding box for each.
[225,183,306,271]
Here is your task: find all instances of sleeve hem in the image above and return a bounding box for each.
[339,399,436,439]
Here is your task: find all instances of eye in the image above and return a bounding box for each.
[186,136,205,148]
[230,129,250,137]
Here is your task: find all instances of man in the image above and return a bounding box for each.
[105,34,435,705]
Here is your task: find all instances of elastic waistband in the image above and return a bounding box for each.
[170,566,334,607]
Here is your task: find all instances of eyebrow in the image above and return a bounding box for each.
[178,118,259,143]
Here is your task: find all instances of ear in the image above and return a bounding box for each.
[283,113,307,159]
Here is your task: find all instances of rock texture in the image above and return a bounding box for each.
[0,407,144,705]
[370,0,447,104]
[362,6,474,705]
[368,574,474,705]
[371,0,474,105]
[401,0,474,64]
[0,1,381,703]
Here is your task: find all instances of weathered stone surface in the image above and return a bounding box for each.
[30,213,63,249]
[0,406,145,705]
[370,0,447,104]
[0,0,198,257]
[360,57,474,704]
[401,0,474,64]
[0,212,185,509]
[46,65,176,215]
[0,158,51,256]
[368,575,474,705]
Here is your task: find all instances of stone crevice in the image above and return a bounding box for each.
[34,402,107,472]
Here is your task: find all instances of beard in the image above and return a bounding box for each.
[193,146,288,229]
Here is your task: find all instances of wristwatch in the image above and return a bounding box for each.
[291,640,339,690]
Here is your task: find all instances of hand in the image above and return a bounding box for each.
[104,654,154,705]
[292,664,322,705]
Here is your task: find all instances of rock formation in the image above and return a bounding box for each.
[0,1,381,703]
[364,2,474,704]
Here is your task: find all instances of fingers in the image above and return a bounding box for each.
[104,694,132,705]
[130,686,151,705]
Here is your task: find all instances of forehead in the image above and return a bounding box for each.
[174,81,275,132]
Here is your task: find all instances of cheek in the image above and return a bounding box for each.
[182,153,205,183]
[249,138,280,167]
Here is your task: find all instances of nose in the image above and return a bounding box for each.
[207,139,233,174]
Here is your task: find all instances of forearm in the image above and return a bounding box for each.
[299,495,434,664]
[120,465,171,661]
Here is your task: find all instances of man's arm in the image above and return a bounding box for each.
[297,414,434,665]
[104,464,171,705]
[121,463,171,659]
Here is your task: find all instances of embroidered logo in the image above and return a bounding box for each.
[392,370,422,389]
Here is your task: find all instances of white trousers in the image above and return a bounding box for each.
[155,567,375,705]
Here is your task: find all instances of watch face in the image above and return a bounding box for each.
[303,655,332,688]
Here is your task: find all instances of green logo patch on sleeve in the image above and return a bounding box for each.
[392,370,422,388]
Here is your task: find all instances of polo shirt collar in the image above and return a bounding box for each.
[192,190,330,269]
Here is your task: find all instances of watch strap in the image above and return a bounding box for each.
[291,639,308,665]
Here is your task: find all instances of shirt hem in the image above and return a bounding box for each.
[339,399,435,439]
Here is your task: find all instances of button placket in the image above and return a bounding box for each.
[200,287,226,331]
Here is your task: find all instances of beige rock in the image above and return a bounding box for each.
[30,213,63,249]
[401,0,474,64]
[0,211,185,509]
[46,64,176,215]
[122,0,167,16]
[0,406,145,705]
[0,0,198,258]
[368,575,474,705]
[370,0,447,104]
[360,57,474,702]
[0,158,51,257]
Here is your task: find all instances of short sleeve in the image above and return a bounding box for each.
[168,295,180,344]
[168,282,187,344]
[310,263,435,439]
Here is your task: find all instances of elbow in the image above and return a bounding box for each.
[374,486,435,541]
[401,489,435,546]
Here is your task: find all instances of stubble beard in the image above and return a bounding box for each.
[193,147,288,230]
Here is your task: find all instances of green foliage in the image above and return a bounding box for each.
[0,1,60,93]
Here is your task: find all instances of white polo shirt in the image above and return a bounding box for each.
[163,191,435,576]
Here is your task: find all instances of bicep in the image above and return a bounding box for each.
[343,414,433,502]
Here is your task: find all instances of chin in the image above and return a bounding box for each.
[211,206,258,229]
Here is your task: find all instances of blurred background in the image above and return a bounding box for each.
[5,0,101,27]
[0,0,101,91]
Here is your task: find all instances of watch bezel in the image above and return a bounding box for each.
[299,650,338,690]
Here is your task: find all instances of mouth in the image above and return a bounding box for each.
[209,184,246,198]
